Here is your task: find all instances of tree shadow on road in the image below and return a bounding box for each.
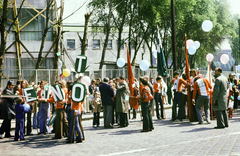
[0,134,66,149]
[180,127,213,133]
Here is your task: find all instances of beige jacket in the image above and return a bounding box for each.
[91,97,102,112]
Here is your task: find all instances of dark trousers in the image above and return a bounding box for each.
[55,109,68,138]
[25,106,32,135]
[216,110,228,128]
[103,105,113,127]
[155,93,164,119]
[66,104,72,126]
[68,110,82,141]
[0,118,11,136]
[141,102,153,130]
[93,112,100,126]
[172,92,182,120]
[119,112,129,127]
[133,109,137,118]
[14,118,24,140]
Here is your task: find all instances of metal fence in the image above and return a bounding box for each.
[0,69,58,90]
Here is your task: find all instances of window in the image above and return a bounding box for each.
[92,39,100,49]
[80,40,88,49]
[107,40,112,49]
[67,39,75,49]
[117,40,124,49]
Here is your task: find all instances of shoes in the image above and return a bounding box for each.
[5,135,14,138]
[26,133,33,136]
[225,125,229,128]
[198,122,203,124]
[66,140,74,143]
[105,125,113,128]
[20,139,25,141]
[76,139,82,143]
[52,137,61,140]
[141,130,149,132]
[0,134,3,139]
[207,121,211,124]
[214,126,225,129]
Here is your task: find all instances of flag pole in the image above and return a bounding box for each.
[209,62,213,120]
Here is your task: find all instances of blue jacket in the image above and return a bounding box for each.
[15,104,24,119]
[99,83,114,105]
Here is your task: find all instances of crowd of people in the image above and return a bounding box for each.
[0,66,236,143]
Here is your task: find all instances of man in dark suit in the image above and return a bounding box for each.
[99,77,114,128]
[213,67,229,129]
[0,80,15,139]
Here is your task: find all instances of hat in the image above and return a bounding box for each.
[7,80,15,86]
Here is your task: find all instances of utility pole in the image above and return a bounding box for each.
[171,0,178,71]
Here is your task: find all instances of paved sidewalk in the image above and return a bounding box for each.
[1,107,240,156]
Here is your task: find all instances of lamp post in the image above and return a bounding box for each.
[171,0,178,71]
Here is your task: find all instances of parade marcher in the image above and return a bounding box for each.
[38,81,51,134]
[39,80,69,139]
[18,80,33,135]
[144,76,154,117]
[66,81,73,127]
[99,77,114,128]
[181,73,188,119]
[0,80,15,139]
[138,79,154,132]
[192,77,212,124]
[213,67,229,129]
[33,85,40,130]
[132,82,139,120]
[13,80,21,94]
[154,76,164,120]
[14,98,25,141]
[66,94,83,143]
[170,71,188,121]
[91,92,102,127]
[116,76,130,128]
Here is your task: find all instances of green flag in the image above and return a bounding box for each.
[157,26,168,77]
[75,55,87,73]
[71,82,86,102]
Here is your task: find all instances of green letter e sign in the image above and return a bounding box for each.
[71,82,86,102]
[75,55,87,73]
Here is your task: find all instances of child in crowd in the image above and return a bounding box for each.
[14,98,25,141]
[91,92,102,127]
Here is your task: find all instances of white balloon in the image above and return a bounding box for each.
[202,20,213,32]
[187,39,194,49]
[206,53,214,62]
[188,46,196,55]
[220,54,229,64]
[194,41,200,49]
[139,60,150,71]
[117,58,125,68]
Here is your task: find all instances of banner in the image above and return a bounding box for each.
[75,55,87,73]
[71,82,86,102]
[51,84,64,102]
[23,87,37,102]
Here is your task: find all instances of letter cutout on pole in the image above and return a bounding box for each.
[71,82,86,102]
[23,87,37,102]
[75,55,87,73]
[51,84,64,102]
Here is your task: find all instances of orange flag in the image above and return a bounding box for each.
[127,46,138,109]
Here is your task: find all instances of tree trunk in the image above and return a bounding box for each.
[0,0,8,82]
[99,0,113,70]
[81,12,93,55]
[128,2,133,58]
[35,0,53,69]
